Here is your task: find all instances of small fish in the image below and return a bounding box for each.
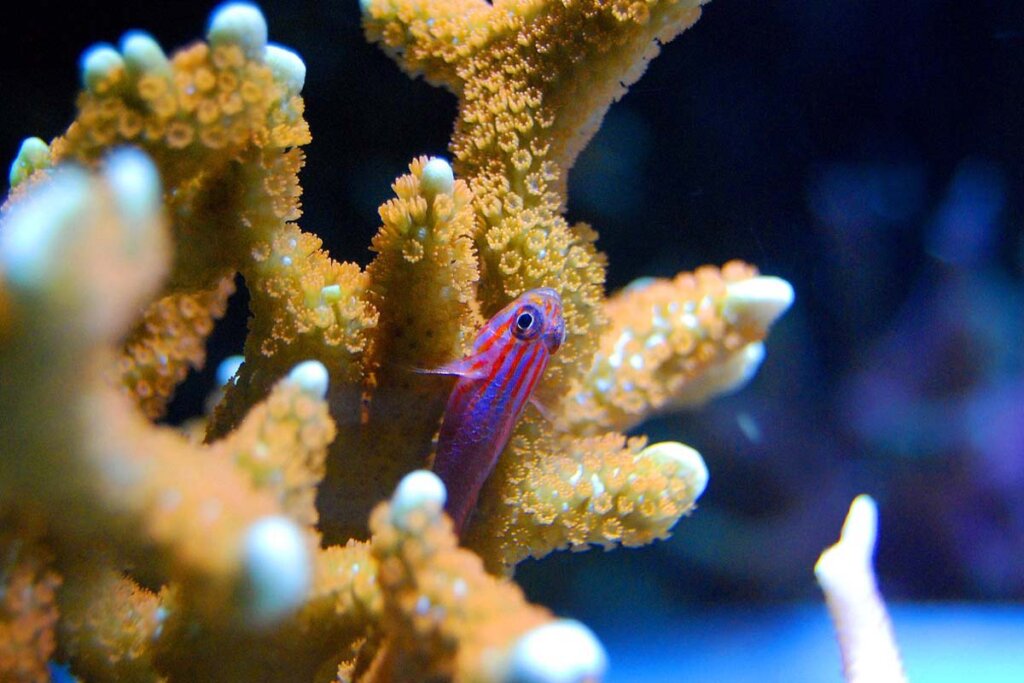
[427,287,565,534]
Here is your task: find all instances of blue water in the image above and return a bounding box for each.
[47,604,1023,681]
[597,604,1024,682]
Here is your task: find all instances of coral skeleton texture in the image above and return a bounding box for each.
[0,1,792,680]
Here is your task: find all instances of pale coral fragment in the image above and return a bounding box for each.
[816,496,908,683]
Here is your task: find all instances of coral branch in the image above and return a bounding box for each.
[213,360,337,528]
[567,262,794,434]
[365,0,708,181]
[0,526,60,683]
[365,0,712,407]
[366,470,606,682]
[0,150,317,628]
[319,157,483,542]
[121,276,236,419]
[816,495,907,683]
[58,568,165,682]
[468,426,708,571]
[361,0,495,89]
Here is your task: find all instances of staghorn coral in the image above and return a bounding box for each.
[0,1,794,680]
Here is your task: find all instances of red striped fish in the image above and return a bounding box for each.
[428,288,565,534]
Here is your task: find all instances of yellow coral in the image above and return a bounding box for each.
[0,1,796,679]
[467,422,709,570]
[364,471,566,682]
[364,0,708,392]
[319,157,484,542]
[0,150,313,620]
[366,156,482,366]
[213,362,337,527]
[362,0,748,568]
[567,261,794,434]
[59,571,165,682]
[120,276,235,419]
[0,527,60,683]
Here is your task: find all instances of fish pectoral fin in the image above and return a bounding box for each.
[528,395,556,423]
[411,356,487,380]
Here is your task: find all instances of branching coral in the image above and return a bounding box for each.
[360,0,792,571]
[0,1,793,679]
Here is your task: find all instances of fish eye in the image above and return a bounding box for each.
[511,305,541,340]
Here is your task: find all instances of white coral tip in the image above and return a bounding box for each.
[643,441,708,500]
[390,470,446,530]
[104,148,162,229]
[208,3,268,59]
[622,276,658,294]
[241,516,310,626]
[815,495,906,682]
[286,360,329,398]
[120,31,169,77]
[507,619,608,683]
[724,275,794,329]
[81,44,124,93]
[815,494,878,593]
[0,166,89,288]
[264,44,306,95]
[726,341,766,391]
[320,284,342,302]
[672,341,765,407]
[840,494,878,557]
[8,137,50,188]
[421,157,455,198]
